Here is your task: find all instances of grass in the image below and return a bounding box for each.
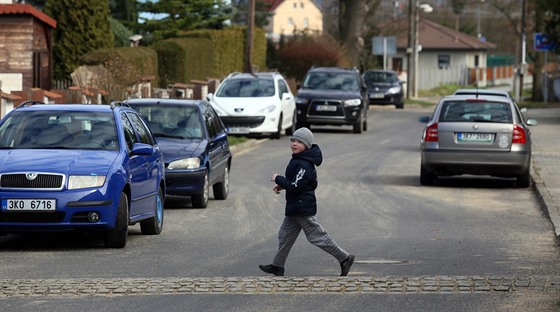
[407,84,560,109]
[228,136,250,146]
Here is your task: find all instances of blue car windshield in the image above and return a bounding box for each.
[0,111,118,150]
[130,105,203,139]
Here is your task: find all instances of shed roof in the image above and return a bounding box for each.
[0,4,56,28]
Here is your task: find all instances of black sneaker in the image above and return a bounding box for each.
[340,255,355,276]
[259,264,284,276]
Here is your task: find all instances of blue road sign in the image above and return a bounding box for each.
[534,33,557,52]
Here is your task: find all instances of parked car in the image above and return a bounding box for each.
[206,72,296,139]
[0,102,165,248]
[125,99,231,208]
[419,95,538,187]
[453,88,512,99]
[295,67,368,134]
[363,70,405,109]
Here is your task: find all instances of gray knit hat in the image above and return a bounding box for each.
[291,127,313,149]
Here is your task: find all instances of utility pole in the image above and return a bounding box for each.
[244,0,255,74]
[407,0,414,99]
[519,0,527,101]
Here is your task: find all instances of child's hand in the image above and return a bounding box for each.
[273,185,282,194]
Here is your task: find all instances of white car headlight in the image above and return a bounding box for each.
[168,157,201,170]
[388,86,401,94]
[343,99,362,107]
[258,105,277,114]
[68,175,106,190]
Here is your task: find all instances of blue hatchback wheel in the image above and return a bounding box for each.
[141,187,164,235]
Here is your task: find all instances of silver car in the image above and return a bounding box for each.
[419,95,538,187]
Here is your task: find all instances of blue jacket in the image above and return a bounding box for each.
[275,144,322,216]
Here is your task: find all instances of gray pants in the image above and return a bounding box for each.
[272,215,349,267]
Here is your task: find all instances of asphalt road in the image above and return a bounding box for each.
[1,106,559,311]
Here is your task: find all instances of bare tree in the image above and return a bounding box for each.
[338,0,368,66]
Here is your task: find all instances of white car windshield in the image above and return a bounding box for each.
[216,79,275,97]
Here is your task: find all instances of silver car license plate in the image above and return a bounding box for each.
[457,132,493,142]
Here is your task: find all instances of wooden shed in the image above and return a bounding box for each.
[0,3,57,93]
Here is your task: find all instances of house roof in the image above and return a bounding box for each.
[392,19,496,51]
[259,0,319,12]
[259,0,284,11]
[0,4,56,28]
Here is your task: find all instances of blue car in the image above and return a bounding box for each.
[0,102,165,248]
[125,99,232,208]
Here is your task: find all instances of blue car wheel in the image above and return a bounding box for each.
[104,192,129,248]
[141,187,164,235]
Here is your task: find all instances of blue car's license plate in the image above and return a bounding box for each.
[2,199,56,211]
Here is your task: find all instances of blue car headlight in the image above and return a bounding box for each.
[343,99,361,107]
[68,175,106,190]
[388,86,401,94]
[168,157,201,170]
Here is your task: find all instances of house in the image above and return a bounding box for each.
[0,2,57,95]
[261,0,323,43]
[384,19,496,90]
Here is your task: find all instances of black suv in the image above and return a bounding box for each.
[295,67,368,134]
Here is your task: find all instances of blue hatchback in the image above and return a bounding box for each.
[0,103,165,248]
[125,99,232,208]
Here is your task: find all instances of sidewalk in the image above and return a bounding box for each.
[525,107,560,239]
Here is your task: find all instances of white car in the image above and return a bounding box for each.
[206,72,297,139]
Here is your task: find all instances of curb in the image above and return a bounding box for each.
[230,138,269,157]
[531,172,560,240]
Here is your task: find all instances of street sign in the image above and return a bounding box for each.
[534,33,557,52]
[372,36,396,55]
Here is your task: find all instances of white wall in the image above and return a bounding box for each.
[393,50,488,90]
[0,73,23,93]
[267,0,322,41]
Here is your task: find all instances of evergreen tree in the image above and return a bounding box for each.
[45,0,115,80]
[231,0,273,28]
[137,0,232,40]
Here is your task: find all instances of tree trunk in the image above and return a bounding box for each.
[531,4,543,101]
[338,0,367,66]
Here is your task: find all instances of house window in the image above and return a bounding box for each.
[301,2,304,8]
[304,18,309,28]
[288,17,294,25]
[293,3,296,8]
[474,55,480,68]
[438,55,450,69]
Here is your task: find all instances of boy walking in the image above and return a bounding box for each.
[259,127,355,277]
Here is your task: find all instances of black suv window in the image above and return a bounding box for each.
[302,71,359,91]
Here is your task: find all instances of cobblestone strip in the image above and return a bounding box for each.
[1,276,559,298]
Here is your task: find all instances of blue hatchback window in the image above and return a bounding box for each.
[0,110,117,150]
